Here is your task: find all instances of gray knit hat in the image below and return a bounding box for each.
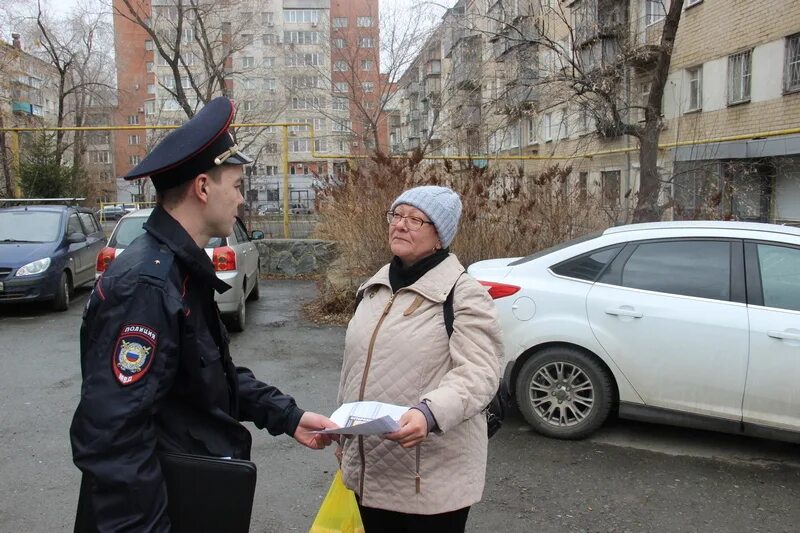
[390,185,462,247]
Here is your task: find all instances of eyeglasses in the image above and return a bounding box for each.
[386,211,434,231]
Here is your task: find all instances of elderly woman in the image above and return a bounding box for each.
[337,185,504,533]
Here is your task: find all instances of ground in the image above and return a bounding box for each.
[1,280,799,532]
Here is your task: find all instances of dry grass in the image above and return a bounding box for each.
[307,156,611,321]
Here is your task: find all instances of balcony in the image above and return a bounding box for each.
[425,59,441,77]
[574,0,627,48]
[451,104,480,129]
[11,101,43,117]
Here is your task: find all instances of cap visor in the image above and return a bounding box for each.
[227,152,253,165]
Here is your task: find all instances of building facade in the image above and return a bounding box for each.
[112,0,382,208]
[393,0,800,225]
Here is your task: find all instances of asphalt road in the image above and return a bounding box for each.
[1,280,799,532]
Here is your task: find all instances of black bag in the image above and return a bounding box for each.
[74,452,257,533]
[355,273,507,438]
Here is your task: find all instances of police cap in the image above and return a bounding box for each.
[122,96,253,192]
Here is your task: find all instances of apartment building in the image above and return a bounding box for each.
[112,0,381,208]
[394,0,800,224]
[0,34,61,196]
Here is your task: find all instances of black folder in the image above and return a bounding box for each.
[74,452,257,533]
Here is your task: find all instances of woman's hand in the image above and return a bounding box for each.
[384,409,428,448]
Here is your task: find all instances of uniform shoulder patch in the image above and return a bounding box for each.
[112,324,158,386]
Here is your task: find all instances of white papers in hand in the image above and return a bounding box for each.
[317,401,409,435]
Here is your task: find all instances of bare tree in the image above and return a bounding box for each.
[470,0,685,222]
[114,0,256,118]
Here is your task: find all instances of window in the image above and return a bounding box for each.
[601,170,620,206]
[362,82,374,93]
[578,172,588,202]
[685,66,702,111]
[241,34,253,46]
[526,118,537,144]
[543,113,553,141]
[243,78,256,89]
[756,244,800,311]
[333,97,348,111]
[79,212,100,234]
[182,28,193,43]
[359,37,373,48]
[67,214,84,236]
[284,31,321,44]
[243,101,254,111]
[785,33,800,93]
[265,143,279,154]
[129,155,141,165]
[144,39,154,51]
[159,75,175,89]
[361,59,374,71]
[284,9,321,24]
[265,78,276,91]
[289,139,310,153]
[332,120,351,132]
[127,115,139,125]
[128,135,140,145]
[559,109,569,139]
[263,57,275,67]
[335,82,348,93]
[262,12,274,25]
[90,150,110,164]
[146,62,154,73]
[334,60,349,72]
[334,38,346,48]
[728,50,752,105]
[147,84,156,94]
[241,56,255,68]
[645,0,667,26]
[262,34,276,45]
[620,240,731,301]
[357,16,372,27]
[552,246,623,281]
[315,139,328,152]
[182,52,195,66]
[333,17,348,28]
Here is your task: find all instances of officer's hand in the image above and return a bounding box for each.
[293,412,339,450]
[384,409,428,449]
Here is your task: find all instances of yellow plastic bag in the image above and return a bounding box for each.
[309,470,365,533]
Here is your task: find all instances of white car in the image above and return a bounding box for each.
[96,209,263,331]
[469,221,800,442]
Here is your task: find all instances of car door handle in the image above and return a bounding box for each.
[605,307,643,318]
[767,330,800,341]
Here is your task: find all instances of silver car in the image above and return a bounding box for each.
[95,208,262,331]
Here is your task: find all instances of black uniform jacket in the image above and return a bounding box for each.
[70,206,304,532]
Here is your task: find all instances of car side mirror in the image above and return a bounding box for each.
[251,230,265,240]
[67,232,87,244]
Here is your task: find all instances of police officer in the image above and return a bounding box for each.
[70,97,337,531]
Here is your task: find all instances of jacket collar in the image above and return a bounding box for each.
[143,205,231,294]
[365,254,465,303]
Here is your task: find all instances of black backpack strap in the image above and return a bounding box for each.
[443,271,465,339]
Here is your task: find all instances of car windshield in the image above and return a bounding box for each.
[0,210,63,243]
[109,217,147,247]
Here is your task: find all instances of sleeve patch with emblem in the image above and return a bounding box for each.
[112,324,158,386]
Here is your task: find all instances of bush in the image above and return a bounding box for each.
[310,156,610,320]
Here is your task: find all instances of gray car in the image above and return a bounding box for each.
[96,208,263,331]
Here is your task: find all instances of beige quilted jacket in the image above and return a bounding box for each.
[337,254,504,514]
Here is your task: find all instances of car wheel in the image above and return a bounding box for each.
[515,346,613,440]
[248,273,260,301]
[52,271,72,312]
[227,287,247,332]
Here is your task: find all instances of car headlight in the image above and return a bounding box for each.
[15,257,51,276]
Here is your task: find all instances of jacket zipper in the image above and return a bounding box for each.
[358,292,395,499]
